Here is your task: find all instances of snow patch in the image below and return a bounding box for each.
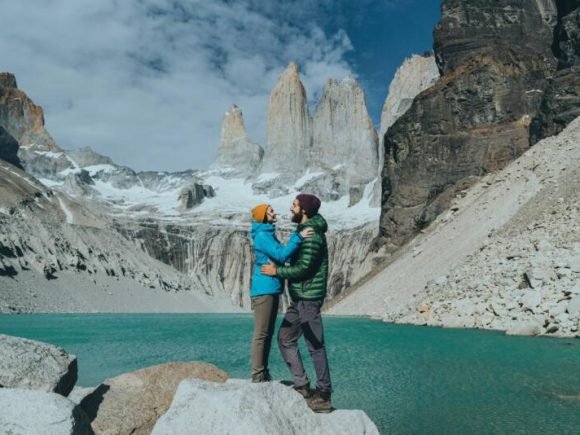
[293,171,324,188]
[38,178,63,188]
[192,175,380,229]
[92,180,182,216]
[256,172,280,183]
[57,196,74,224]
[84,164,116,175]
[33,150,64,159]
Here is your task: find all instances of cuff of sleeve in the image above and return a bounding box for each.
[277,266,287,278]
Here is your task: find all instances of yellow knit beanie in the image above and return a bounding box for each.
[251,203,270,223]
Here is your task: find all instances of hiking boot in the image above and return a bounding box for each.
[293,383,311,399]
[307,389,332,413]
[251,369,272,383]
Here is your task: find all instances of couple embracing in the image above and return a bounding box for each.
[249,193,332,413]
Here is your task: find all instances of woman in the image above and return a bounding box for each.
[249,203,312,382]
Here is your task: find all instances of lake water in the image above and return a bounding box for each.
[1,313,579,434]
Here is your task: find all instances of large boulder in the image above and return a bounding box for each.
[80,361,228,435]
[152,379,379,435]
[0,388,93,435]
[0,334,78,396]
[178,183,215,210]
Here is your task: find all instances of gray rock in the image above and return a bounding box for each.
[0,334,77,396]
[556,267,573,278]
[505,321,542,336]
[488,301,508,317]
[569,256,580,273]
[549,301,568,317]
[555,312,570,324]
[566,296,580,317]
[524,268,553,289]
[0,388,93,434]
[66,146,115,168]
[178,183,215,209]
[520,291,543,313]
[297,169,348,202]
[152,379,379,435]
[81,361,228,435]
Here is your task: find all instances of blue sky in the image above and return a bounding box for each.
[0,0,441,172]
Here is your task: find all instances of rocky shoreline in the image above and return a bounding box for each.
[332,116,580,339]
[0,334,379,434]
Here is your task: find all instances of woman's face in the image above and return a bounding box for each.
[266,206,277,223]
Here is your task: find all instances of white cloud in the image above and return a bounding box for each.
[0,0,354,171]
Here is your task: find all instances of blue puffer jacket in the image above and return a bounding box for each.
[250,222,303,298]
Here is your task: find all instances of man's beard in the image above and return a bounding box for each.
[291,210,303,224]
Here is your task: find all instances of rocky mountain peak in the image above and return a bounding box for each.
[285,61,299,75]
[0,73,17,89]
[312,75,378,188]
[221,105,249,145]
[0,72,59,151]
[261,62,312,173]
[210,104,263,176]
[380,53,439,139]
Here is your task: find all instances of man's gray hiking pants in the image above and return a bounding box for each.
[278,299,332,393]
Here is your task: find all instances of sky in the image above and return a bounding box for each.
[0,0,441,172]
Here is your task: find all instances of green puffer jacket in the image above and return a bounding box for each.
[277,214,328,301]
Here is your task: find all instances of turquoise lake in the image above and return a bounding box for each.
[1,313,579,434]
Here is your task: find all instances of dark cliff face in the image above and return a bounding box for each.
[434,0,557,75]
[378,0,580,250]
[0,75,23,167]
[531,1,580,142]
[0,127,21,168]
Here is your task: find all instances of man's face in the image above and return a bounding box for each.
[290,199,304,224]
[265,206,277,223]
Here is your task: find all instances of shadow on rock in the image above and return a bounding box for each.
[80,384,110,422]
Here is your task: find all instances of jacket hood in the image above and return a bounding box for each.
[251,222,275,239]
[298,214,327,233]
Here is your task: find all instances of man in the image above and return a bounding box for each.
[261,193,332,413]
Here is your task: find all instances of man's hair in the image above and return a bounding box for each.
[296,193,321,217]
